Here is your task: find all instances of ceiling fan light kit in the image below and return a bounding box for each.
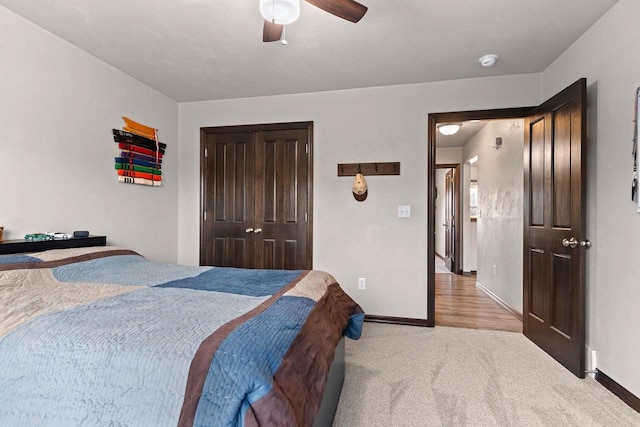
[260,0,301,25]
[261,0,368,43]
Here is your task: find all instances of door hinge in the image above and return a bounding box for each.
[305,212,308,222]
[204,148,208,158]
[203,211,207,221]
[305,143,308,154]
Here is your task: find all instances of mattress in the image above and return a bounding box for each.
[0,247,364,426]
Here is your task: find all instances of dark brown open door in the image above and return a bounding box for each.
[523,78,588,377]
[438,164,461,274]
[444,168,455,272]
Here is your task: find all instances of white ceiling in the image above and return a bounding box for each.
[0,0,618,102]
[437,121,488,148]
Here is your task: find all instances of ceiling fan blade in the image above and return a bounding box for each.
[305,0,368,23]
[263,20,284,42]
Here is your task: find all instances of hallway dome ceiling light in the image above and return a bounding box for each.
[437,123,463,136]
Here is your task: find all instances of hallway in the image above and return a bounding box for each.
[435,272,522,333]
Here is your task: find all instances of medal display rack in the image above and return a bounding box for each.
[113,116,166,188]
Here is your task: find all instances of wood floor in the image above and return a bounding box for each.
[435,273,522,333]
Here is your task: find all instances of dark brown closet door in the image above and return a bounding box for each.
[200,131,256,268]
[255,128,310,269]
[200,123,313,270]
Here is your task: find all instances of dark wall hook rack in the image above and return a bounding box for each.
[337,162,400,176]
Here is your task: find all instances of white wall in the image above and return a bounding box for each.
[436,147,462,165]
[462,120,524,311]
[0,7,179,263]
[178,74,540,319]
[542,0,640,397]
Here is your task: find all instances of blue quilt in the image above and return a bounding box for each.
[0,253,40,264]
[0,248,364,427]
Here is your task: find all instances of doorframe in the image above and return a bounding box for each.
[435,163,461,274]
[199,121,314,268]
[427,107,533,327]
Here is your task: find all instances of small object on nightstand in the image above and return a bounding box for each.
[24,233,54,242]
[73,231,90,238]
[47,232,72,240]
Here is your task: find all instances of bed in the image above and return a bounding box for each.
[0,242,363,426]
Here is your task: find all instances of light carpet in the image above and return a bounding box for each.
[333,323,640,426]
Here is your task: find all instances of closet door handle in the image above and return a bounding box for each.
[245,228,254,234]
[562,237,592,249]
[562,237,578,248]
[254,228,263,234]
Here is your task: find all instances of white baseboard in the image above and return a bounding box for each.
[475,281,523,321]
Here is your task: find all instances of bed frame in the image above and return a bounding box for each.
[0,236,346,426]
[314,337,345,426]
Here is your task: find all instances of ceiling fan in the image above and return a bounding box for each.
[260,0,368,43]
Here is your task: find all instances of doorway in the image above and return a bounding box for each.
[427,78,588,378]
[428,108,532,325]
[433,117,526,332]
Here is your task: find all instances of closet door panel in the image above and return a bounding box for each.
[201,131,255,268]
[255,128,310,269]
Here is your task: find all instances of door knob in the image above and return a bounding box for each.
[562,237,591,249]
[245,227,254,233]
[254,228,263,234]
[580,239,592,248]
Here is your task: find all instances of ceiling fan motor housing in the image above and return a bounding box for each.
[260,0,301,25]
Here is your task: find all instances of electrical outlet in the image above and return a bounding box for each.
[493,265,497,276]
[358,277,366,290]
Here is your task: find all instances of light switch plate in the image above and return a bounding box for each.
[398,205,411,218]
